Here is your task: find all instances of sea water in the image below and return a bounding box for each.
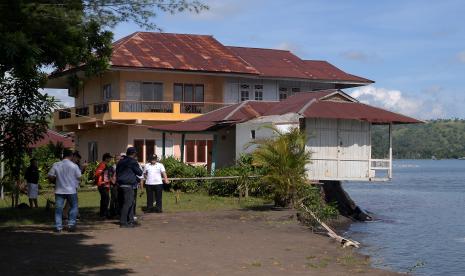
[344,160,465,275]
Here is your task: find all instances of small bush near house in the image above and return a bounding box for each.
[296,185,339,229]
[251,126,311,207]
[161,156,208,193]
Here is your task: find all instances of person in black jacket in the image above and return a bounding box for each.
[116,147,143,228]
[25,158,40,208]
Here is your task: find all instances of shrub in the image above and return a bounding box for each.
[251,127,311,207]
[297,184,339,229]
[161,156,208,193]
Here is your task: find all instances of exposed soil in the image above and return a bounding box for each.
[0,208,399,275]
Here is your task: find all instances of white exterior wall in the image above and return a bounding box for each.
[235,114,300,159]
[223,78,336,103]
[305,118,371,181]
[235,115,373,181]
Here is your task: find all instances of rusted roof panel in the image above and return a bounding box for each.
[302,101,421,124]
[111,32,258,74]
[30,130,74,148]
[227,46,373,83]
[151,90,420,133]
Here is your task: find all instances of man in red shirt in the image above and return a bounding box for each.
[95,153,113,218]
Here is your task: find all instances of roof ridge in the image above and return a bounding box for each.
[227,45,291,52]
[224,101,249,121]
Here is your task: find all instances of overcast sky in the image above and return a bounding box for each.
[50,0,465,119]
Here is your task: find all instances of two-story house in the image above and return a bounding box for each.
[46,32,373,164]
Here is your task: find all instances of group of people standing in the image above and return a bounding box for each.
[46,146,169,232]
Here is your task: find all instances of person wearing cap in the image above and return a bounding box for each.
[95,153,114,218]
[116,147,143,227]
[143,154,169,213]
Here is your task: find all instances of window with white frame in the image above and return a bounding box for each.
[279,87,288,100]
[240,84,250,101]
[254,84,263,101]
[133,139,173,163]
[103,84,112,100]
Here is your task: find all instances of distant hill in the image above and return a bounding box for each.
[371,119,465,159]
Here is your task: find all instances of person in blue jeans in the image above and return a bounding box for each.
[48,149,82,232]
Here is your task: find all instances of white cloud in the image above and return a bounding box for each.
[187,0,245,20]
[457,50,465,63]
[275,41,301,53]
[41,88,74,107]
[350,86,445,119]
[340,50,380,63]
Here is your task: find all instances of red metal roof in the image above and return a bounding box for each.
[111,32,258,74]
[49,32,373,85]
[150,90,421,132]
[29,130,74,148]
[227,46,373,83]
[301,101,421,124]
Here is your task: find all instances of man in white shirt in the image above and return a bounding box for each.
[48,149,82,232]
[143,154,169,213]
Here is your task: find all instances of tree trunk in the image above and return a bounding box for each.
[321,180,372,221]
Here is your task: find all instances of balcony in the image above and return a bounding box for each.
[53,101,230,131]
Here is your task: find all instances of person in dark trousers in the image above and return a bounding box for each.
[143,154,169,213]
[95,153,113,218]
[109,153,122,217]
[116,147,143,228]
[25,158,40,208]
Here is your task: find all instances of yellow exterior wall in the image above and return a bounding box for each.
[76,125,128,162]
[119,71,224,102]
[76,71,120,107]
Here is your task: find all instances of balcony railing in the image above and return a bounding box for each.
[94,103,109,114]
[58,109,71,119]
[181,102,227,114]
[119,101,173,113]
[75,106,89,117]
[54,100,232,127]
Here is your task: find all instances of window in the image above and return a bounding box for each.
[196,140,206,162]
[103,84,112,100]
[156,139,173,157]
[251,130,256,139]
[134,139,144,162]
[141,82,163,101]
[126,81,163,101]
[173,83,205,102]
[184,84,194,102]
[194,85,204,102]
[186,140,196,163]
[240,84,250,101]
[279,87,288,101]
[254,84,263,101]
[145,140,155,161]
[185,140,209,163]
[88,142,98,162]
[174,83,183,101]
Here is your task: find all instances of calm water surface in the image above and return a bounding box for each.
[344,160,465,276]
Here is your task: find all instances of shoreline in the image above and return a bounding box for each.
[0,208,400,275]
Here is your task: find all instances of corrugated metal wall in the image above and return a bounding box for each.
[306,118,371,181]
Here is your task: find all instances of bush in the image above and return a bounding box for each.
[297,184,339,229]
[161,156,208,193]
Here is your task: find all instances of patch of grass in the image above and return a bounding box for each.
[250,261,262,267]
[306,256,332,269]
[0,190,267,227]
[336,253,368,267]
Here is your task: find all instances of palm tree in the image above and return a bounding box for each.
[250,126,311,207]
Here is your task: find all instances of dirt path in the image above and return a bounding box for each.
[0,209,398,275]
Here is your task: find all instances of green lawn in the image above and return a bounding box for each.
[0,189,268,227]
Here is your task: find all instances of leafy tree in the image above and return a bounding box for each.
[251,126,311,207]
[0,0,207,205]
